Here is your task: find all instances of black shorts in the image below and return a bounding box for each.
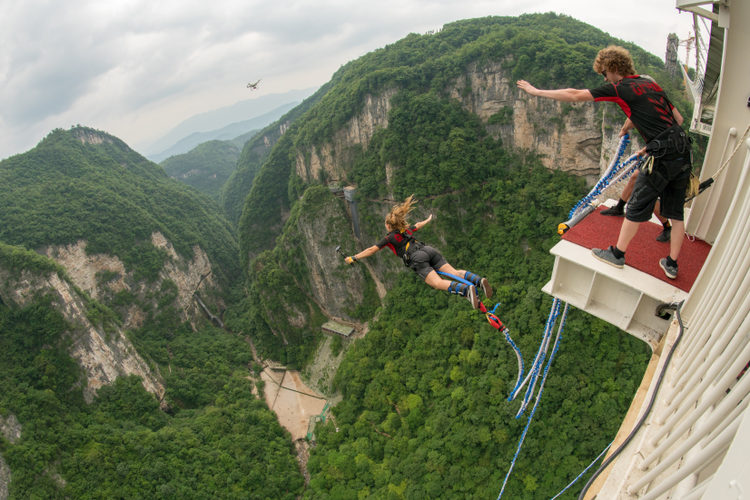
[627,153,691,223]
[406,245,448,280]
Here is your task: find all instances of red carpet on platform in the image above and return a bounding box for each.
[562,206,712,293]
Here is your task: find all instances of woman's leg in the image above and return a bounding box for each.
[437,263,493,298]
[426,269,478,309]
[424,269,452,290]
[436,263,465,280]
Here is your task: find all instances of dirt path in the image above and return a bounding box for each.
[261,368,328,441]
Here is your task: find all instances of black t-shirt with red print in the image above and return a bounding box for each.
[590,75,677,143]
[377,226,418,257]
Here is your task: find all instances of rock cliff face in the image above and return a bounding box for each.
[44,232,220,331]
[284,193,371,322]
[0,266,164,404]
[294,63,625,188]
[0,454,8,500]
[0,232,221,404]
[295,89,398,185]
[0,414,21,445]
[0,412,21,495]
[450,61,612,182]
[264,63,633,339]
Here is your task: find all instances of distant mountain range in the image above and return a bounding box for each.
[141,87,317,162]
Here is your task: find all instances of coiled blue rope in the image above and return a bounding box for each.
[568,135,645,220]
[497,301,569,499]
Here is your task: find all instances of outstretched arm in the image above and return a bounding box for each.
[414,213,433,231]
[516,80,593,102]
[345,245,380,265]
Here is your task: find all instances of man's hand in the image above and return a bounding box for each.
[345,256,356,265]
[619,118,634,138]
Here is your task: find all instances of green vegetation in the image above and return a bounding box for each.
[0,126,239,285]
[161,140,241,201]
[0,296,303,499]
[0,12,687,499]
[230,13,670,498]
[303,167,650,499]
[0,241,67,278]
[222,92,325,227]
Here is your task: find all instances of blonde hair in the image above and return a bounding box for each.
[385,195,416,233]
[593,45,636,77]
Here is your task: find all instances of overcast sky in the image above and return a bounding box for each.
[0,1,694,160]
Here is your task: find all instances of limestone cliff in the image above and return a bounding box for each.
[43,232,222,331]
[294,62,628,188]
[295,89,398,185]
[0,266,164,404]
[247,59,649,365]
[0,232,222,404]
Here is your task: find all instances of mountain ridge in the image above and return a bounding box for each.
[139,87,317,158]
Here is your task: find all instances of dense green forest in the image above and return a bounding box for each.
[0,12,688,499]
[230,12,671,498]
[0,290,302,498]
[161,140,242,201]
[0,126,239,284]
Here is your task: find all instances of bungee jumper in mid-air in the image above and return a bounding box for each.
[344,195,492,309]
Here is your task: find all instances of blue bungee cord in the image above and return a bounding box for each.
[509,299,561,416]
[487,302,525,393]
[550,440,614,500]
[497,134,646,497]
[497,301,569,499]
[568,134,631,218]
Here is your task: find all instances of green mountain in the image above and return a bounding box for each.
[224,13,679,498]
[0,126,239,283]
[0,127,304,498]
[161,139,243,201]
[0,12,690,499]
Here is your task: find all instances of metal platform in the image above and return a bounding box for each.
[542,239,687,348]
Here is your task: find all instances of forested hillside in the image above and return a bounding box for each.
[0,12,688,499]
[161,139,242,201]
[224,12,676,498]
[0,126,238,284]
[0,128,304,498]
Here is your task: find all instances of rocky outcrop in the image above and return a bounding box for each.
[450,61,625,183]
[44,232,220,330]
[0,267,164,404]
[0,414,21,444]
[0,231,222,404]
[289,196,370,321]
[295,89,398,184]
[150,232,221,327]
[0,454,9,500]
[295,62,628,191]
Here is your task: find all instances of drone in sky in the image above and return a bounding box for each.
[246,79,261,90]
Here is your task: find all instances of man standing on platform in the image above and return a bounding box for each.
[516,45,691,279]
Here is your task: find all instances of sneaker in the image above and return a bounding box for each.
[466,285,479,309]
[592,246,624,268]
[659,258,678,279]
[600,204,625,216]
[656,226,671,242]
[480,277,493,298]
